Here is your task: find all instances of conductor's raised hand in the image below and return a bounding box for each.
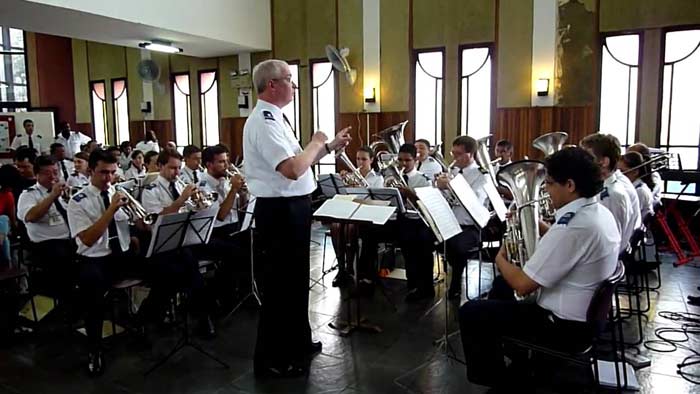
[328,126,352,152]
[311,131,328,146]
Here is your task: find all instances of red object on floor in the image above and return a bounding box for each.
[658,201,700,267]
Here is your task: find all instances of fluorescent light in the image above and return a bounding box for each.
[138,41,182,54]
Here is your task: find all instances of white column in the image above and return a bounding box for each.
[531,0,557,107]
[362,0,380,113]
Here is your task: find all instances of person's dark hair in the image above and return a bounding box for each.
[88,149,117,170]
[105,146,120,154]
[414,139,431,148]
[144,130,157,143]
[157,149,183,165]
[621,151,655,190]
[452,135,478,154]
[49,143,64,155]
[23,119,33,126]
[580,133,621,172]
[33,155,57,175]
[215,143,231,153]
[15,147,37,164]
[0,164,23,190]
[119,141,132,153]
[130,150,144,160]
[496,139,513,150]
[74,152,89,162]
[183,145,201,158]
[628,142,651,159]
[145,150,159,165]
[545,147,603,198]
[202,145,228,165]
[398,143,417,158]
[357,146,377,171]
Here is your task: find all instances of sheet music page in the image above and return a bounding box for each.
[448,176,491,228]
[313,198,360,220]
[483,177,508,222]
[414,187,462,241]
[352,204,396,225]
[333,194,356,201]
[367,187,406,213]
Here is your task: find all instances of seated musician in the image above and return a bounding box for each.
[414,139,443,181]
[435,136,489,300]
[67,152,90,188]
[580,134,637,249]
[395,143,435,302]
[494,139,513,173]
[459,147,620,388]
[179,145,204,185]
[67,149,149,376]
[124,150,146,179]
[605,136,642,231]
[105,146,126,180]
[50,143,74,183]
[627,142,662,207]
[145,150,160,173]
[618,151,654,219]
[140,149,216,338]
[17,156,75,311]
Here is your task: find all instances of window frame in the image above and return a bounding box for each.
[111,77,130,146]
[171,71,192,149]
[89,80,108,146]
[411,47,446,147]
[0,28,30,111]
[457,42,495,140]
[198,69,221,147]
[309,58,339,175]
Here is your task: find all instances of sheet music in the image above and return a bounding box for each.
[313,198,360,220]
[414,187,462,241]
[240,197,256,232]
[483,177,508,222]
[183,207,217,246]
[352,204,396,225]
[449,176,491,228]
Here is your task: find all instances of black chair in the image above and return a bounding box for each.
[503,260,627,392]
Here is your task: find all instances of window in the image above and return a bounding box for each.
[660,29,700,194]
[599,34,640,148]
[173,73,192,149]
[199,71,219,147]
[311,61,336,175]
[0,26,29,111]
[414,50,444,146]
[282,62,301,141]
[459,46,492,140]
[90,81,108,146]
[112,79,129,145]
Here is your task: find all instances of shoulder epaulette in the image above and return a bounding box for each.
[144,183,157,190]
[72,192,87,202]
[557,212,575,225]
[600,187,609,200]
[262,110,275,121]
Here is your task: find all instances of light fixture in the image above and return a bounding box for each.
[364,86,376,103]
[138,40,182,54]
[536,78,550,97]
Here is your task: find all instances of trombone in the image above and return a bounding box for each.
[622,152,671,175]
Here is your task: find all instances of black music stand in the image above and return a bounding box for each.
[312,175,352,287]
[144,208,229,376]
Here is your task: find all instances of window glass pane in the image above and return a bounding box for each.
[666,53,700,146]
[113,80,129,145]
[460,47,491,139]
[200,71,219,146]
[91,82,107,146]
[173,74,191,146]
[599,34,639,147]
[9,29,23,50]
[415,51,443,146]
[664,30,700,63]
[282,64,300,140]
[312,62,336,174]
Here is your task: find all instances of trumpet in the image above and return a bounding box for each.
[383,164,431,228]
[114,185,158,225]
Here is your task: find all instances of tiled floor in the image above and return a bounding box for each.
[1,223,700,393]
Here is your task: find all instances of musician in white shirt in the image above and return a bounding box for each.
[619,151,654,220]
[494,139,513,173]
[414,139,443,181]
[134,130,160,154]
[627,143,662,207]
[124,150,146,179]
[67,152,90,188]
[179,145,204,185]
[50,143,74,183]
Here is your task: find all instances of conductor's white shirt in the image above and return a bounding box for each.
[523,197,620,322]
[67,184,131,257]
[134,140,160,154]
[449,161,489,226]
[599,173,634,249]
[17,183,70,242]
[243,99,316,197]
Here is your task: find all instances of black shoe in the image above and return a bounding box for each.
[332,271,352,288]
[308,341,322,356]
[87,350,104,377]
[405,288,435,303]
[198,316,216,339]
[254,363,307,379]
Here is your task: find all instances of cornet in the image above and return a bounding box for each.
[114,185,158,225]
[174,179,218,211]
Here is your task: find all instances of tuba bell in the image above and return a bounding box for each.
[475,135,499,186]
[532,132,568,221]
[369,120,407,159]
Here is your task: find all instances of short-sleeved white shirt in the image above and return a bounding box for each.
[124,166,146,180]
[198,172,239,227]
[615,169,641,230]
[56,159,75,183]
[67,184,131,257]
[599,174,634,249]
[67,172,89,188]
[402,168,430,220]
[180,166,203,185]
[364,170,384,188]
[449,161,489,226]
[243,99,316,197]
[134,140,160,154]
[55,131,91,159]
[523,197,620,322]
[633,179,654,220]
[417,157,443,181]
[651,172,662,206]
[11,133,46,154]
[17,183,71,242]
[141,175,183,214]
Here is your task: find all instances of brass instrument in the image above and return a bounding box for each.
[174,179,218,211]
[114,185,158,225]
[61,185,84,202]
[532,131,569,222]
[336,148,369,187]
[622,152,671,175]
[429,144,450,172]
[475,136,498,186]
[382,164,431,227]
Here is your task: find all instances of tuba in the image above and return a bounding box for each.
[497,160,547,273]
[336,148,369,187]
[532,132,568,221]
[369,120,407,159]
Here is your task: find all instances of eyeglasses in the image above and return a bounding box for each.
[272,75,293,83]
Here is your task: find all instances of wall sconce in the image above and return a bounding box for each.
[536,78,550,97]
[364,87,376,103]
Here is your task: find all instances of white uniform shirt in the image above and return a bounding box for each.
[17,183,71,242]
[599,173,634,250]
[364,169,384,188]
[67,184,131,257]
[615,169,641,230]
[11,133,46,154]
[56,159,75,183]
[633,179,654,220]
[142,175,183,214]
[402,168,430,220]
[180,166,204,185]
[124,166,146,180]
[243,99,316,197]
[417,157,443,181]
[55,131,91,159]
[450,161,489,226]
[651,172,662,206]
[67,172,89,188]
[198,172,239,228]
[134,140,160,154]
[523,197,620,322]
[118,155,131,171]
[494,160,513,176]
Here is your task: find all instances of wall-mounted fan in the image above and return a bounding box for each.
[137,59,165,94]
[325,45,356,85]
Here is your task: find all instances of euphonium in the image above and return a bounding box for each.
[114,185,158,225]
[532,131,568,221]
[382,164,431,228]
[475,136,498,186]
[336,148,369,187]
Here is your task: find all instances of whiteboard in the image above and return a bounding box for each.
[6,111,56,152]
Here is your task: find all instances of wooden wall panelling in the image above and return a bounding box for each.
[128,120,173,148]
[336,111,410,171]
[220,117,247,162]
[34,34,77,127]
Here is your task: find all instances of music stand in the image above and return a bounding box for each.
[317,173,348,197]
[144,207,229,376]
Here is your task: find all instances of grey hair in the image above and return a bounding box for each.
[252,59,289,94]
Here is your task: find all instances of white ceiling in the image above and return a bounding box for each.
[0,0,271,57]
